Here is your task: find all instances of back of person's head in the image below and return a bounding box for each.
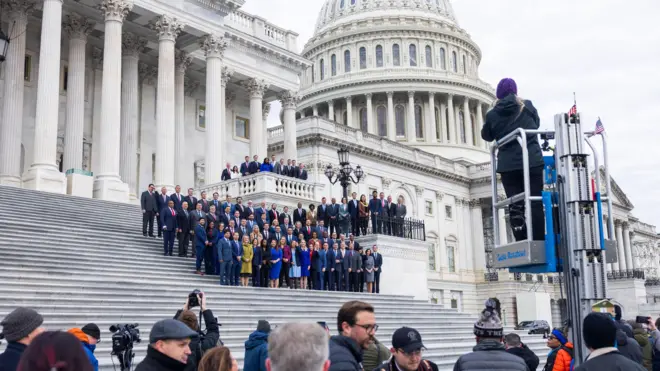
[198,346,234,371]
[17,331,93,371]
[178,310,199,332]
[504,333,521,348]
[266,323,330,371]
[336,300,374,334]
[474,299,503,342]
[614,305,623,321]
[583,312,617,350]
[655,317,660,330]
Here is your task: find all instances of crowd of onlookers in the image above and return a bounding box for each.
[220,155,308,181]
[1,299,652,371]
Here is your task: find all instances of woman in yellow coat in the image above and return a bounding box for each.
[240,235,253,287]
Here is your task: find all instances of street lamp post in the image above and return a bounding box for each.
[325,148,363,199]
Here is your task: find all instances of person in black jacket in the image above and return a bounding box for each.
[575,312,646,371]
[174,292,221,371]
[0,307,45,371]
[140,184,158,237]
[374,327,439,371]
[135,319,199,371]
[328,301,376,371]
[504,333,539,370]
[481,78,545,242]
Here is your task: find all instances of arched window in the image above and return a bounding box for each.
[425,45,432,67]
[435,107,441,140]
[359,47,367,69]
[392,44,400,66]
[459,111,466,143]
[445,108,450,141]
[375,45,383,67]
[377,105,387,137]
[414,105,424,138]
[320,59,325,80]
[447,246,456,272]
[342,110,348,126]
[331,54,337,76]
[409,44,417,66]
[439,48,446,70]
[452,51,457,72]
[462,55,467,74]
[344,50,351,73]
[359,108,367,132]
[395,104,405,137]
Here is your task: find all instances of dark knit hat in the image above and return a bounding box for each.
[583,312,617,349]
[474,299,503,338]
[0,307,44,342]
[82,323,101,341]
[257,320,271,334]
[496,78,517,99]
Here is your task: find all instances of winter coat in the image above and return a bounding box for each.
[482,94,544,173]
[633,329,653,371]
[617,329,643,364]
[173,309,220,371]
[544,342,574,371]
[328,335,363,371]
[374,358,439,371]
[506,343,540,370]
[575,348,646,371]
[243,331,269,371]
[68,328,99,371]
[241,243,253,274]
[0,342,26,371]
[135,345,188,371]
[362,338,390,371]
[453,339,528,371]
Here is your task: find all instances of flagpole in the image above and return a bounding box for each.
[573,92,577,108]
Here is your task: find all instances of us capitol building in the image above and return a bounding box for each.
[0,0,658,322]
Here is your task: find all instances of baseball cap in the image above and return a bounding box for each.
[392,327,425,353]
[149,319,199,343]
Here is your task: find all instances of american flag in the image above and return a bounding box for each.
[568,104,577,117]
[595,118,605,134]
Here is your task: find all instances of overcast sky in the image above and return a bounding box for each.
[242,0,660,228]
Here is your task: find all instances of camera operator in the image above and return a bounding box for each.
[68,323,101,371]
[135,319,198,371]
[175,291,220,371]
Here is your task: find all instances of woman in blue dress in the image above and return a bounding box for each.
[300,240,311,290]
[269,239,282,288]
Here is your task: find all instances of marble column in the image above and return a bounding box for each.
[23,0,66,192]
[220,67,233,163]
[428,93,437,143]
[262,103,270,150]
[471,200,486,273]
[623,222,633,271]
[462,200,474,272]
[174,50,192,187]
[327,101,334,122]
[152,15,183,193]
[138,63,157,188]
[366,93,374,134]
[0,0,35,186]
[475,102,484,148]
[200,34,227,185]
[464,97,473,146]
[386,91,395,141]
[91,47,103,174]
[281,91,300,161]
[119,33,146,200]
[312,105,319,117]
[406,91,416,142]
[614,220,624,271]
[447,94,456,144]
[92,0,132,201]
[455,104,461,143]
[345,96,353,128]
[439,102,448,143]
[246,78,269,160]
[62,13,93,173]
[630,231,639,269]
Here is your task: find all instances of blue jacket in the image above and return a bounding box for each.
[313,249,327,271]
[252,246,262,267]
[369,198,382,214]
[232,240,243,262]
[244,331,269,371]
[160,207,178,231]
[83,343,99,371]
[326,248,336,271]
[0,342,26,371]
[195,224,207,248]
[260,163,273,172]
[219,238,232,261]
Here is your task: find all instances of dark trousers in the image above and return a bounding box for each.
[260,266,270,287]
[500,166,545,241]
[370,215,378,234]
[314,270,324,290]
[212,247,219,274]
[252,266,260,287]
[351,216,358,236]
[309,269,317,289]
[359,218,368,236]
[359,270,364,292]
[344,271,351,291]
[374,271,381,293]
[324,270,332,290]
[142,211,155,236]
[156,215,163,237]
[280,262,290,287]
[232,261,241,286]
[177,231,190,256]
[385,217,392,235]
[334,270,343,291]
[163,230,175,255]
[219,261,231,285]
[195,245,205,271]
[350,272,359,292]
[329,219,337,236]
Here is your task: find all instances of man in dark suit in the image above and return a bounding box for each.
[290,160,300,178]
[190,202,207,254]
[333,243,345,291]
[268,204,279,225]
[348,234,360,252]
[155,187,170,238]
[284,227,297,246]
[298,163,308,180]
[244,200,255,220]
[279,206,292,227]
[347,192,359,236]
[176,201,191,256]
[234,197,246,218]
[198,191,210,213]
[373,244,383,294]
[394,196,407,237]
[284,159,293,176]
[210,192,222,216]
[221,162,232,181]
[325,244,336,291]
[160,200,178,256]
[232,210,242,230]
[257,213,268,232]
[274,158,285,175]
[327,198,340,236]
[342,243,353,291]
[206,205,219,227]
[302,220,314,240]
[251,241,261,287]
[316,220,327,240]
[140,184,157,237]
[170,185,184,212]
[248,154,260,175]
[183,188,197,212]
[230,232,243,286]
[218,230,232,285]
[271,226,283,246]
[293,202,306,225]
[221,195,234,215]
[239,155,250,176]
[368,191,382,234]
[317,197,329,227]
[387,195,397,236]
[293,222,303,240]
[220,205,232,227]
[261,223,271,242]
[348,243,362,292]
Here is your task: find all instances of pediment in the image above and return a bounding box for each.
[594,168,634,210]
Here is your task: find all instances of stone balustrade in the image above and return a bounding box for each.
[226,9,298,52]
[199,171,318,203]
[468,161,491,179]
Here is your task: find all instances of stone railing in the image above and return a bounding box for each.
[225,9,298,52]
[199,172,316,202]
[267,117,467,178]
[608,269,646,280]
[468,161,491,179]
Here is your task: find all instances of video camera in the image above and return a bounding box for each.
[109,324,141,371]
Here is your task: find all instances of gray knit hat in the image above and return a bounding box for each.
[1,307,44,342]
[474,299,503,338]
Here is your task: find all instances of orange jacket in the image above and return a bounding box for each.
[67,328,89,344]
[552,342,574,371]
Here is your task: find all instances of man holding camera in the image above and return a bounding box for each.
[174,291,220,371]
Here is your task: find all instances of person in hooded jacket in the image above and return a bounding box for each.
[616,327,643,364]
[67,324,101,371]
[243,320,270,371]
[543,328,574,371]
[631,322,653,371]
[482,78,545,242]
[174,292,220,371]
[505,333,539,370]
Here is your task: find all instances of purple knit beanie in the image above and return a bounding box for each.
[496,78,517,99]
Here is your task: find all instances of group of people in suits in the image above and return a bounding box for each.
[220,154,308,181]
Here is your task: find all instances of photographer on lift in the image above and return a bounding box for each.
[175,290,220,371]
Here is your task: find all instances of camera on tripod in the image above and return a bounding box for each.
[109,324,141,371]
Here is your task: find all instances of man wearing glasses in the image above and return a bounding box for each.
[328,301,377,371]
[374,327,438,371]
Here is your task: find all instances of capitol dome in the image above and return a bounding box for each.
[297,0,496,162]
